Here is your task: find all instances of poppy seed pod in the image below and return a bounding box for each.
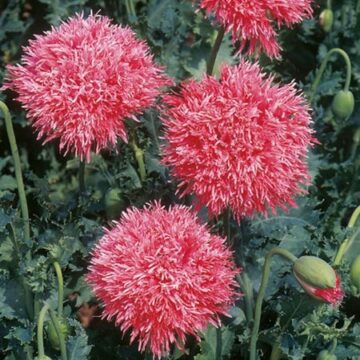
[317,350,337,360]
[294,256,336,288]
[47,316,70,351]
[293,256,344,304]
[332,90,355,119]
[320,9,334,32]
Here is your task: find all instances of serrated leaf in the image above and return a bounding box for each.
[0,287,16,320]
[0,237,14,263]
[0,175,17,191]
[67,320,92,360]
[5,327,32,345]
[0,208,14,228]
[194,325,234,360]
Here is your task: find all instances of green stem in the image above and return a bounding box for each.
[0,101,30,241]
[350,140,359,162]
[334,206,360,266]
[216,326,222,359]
[309,48,352,103]
[348,205,360,228]
[237,273,254,323]
[49,309,68,360]
[129,0,137,21]
[34,293,41,319]
[270,342,282,360]
[79,160,86,194]
[330,338,337,354]
[25,345,33,360]
[206,26,226,76]
[125,0,137,22]
[249,248,297,360]
[53,261,64,316]
[301,335,310,357]
[130,134,146,182]
[334,227,360,266]
[0,101,34,319]
[37,303,50,358]
[327,0,332,9]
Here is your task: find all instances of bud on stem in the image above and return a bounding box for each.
[320,9,334,32]
[293,256,343,304]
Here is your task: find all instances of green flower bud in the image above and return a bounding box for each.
[317,350,337,360]
[294,256,336,288]
[47,316,69,351]
[320,9,334,32]
[37,356,52,360]
[105,188,125,220]
[332,90,355,119]
[350,255,360,294]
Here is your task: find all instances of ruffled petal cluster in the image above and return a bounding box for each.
[198,0,314,57]
[312,276,344,304]
[295,274,344,305]
[161,61,314,221]
[87,202,238,359]
[3,14,171,161]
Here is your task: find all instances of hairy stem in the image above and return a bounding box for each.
[0,101,34,319]
[37,303,50,358]
[309,48,352,103]
[334,206,360,266]
[249,248,297,360]
[0,101,30,241]
[206,26,226,76]
[53,261,64,316]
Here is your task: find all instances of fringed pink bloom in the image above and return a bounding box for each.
[87,202,238,359]
[3,14,171,162]
[161,61,315,222]
[295,274,344,305]
[198,0,314,57]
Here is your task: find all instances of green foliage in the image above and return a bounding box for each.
[66,320,92,360]
[194,325,234,360]
[1,0,360,359]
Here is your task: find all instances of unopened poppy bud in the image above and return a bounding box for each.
[350,255,360,295]
[320,9,334,32]
[294,256,336,288]
[293,256,344,304]
[47,316,70,351]
[37,356,52,360]
[317,350,337,360]
[332,90,355,119]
